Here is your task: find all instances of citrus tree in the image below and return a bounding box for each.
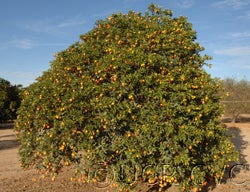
[15,4,238,191]
[0,78,21,122]
[221,78,250,122]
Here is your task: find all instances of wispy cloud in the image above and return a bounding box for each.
[214,46,250,56]
[13,39,34,49]
[230,31,250,39]
[238,10,250,19]
[212,0,250,9]
[238,64,250,69]
[0,38,70,50]
[0,71,41,86]
[218,31,250,42]
[241,64,250,69]
[24,20,62,35]
[0,39,34,50]
[175,0,195,9]
[228,57,250,70]
[231,32,250,38]
[57,16,86,28]
[24,16,86,35]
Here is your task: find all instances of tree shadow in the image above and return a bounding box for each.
[202,123,250,191]
[226,125,249,165]
[0,139,19,150]
[0,122,14,130]
[221,114,250,123]
[133,122,250,192]
[237,115,250,123]
[0,122,19,150]
[0,134,16,139]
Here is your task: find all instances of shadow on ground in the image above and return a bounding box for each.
[0,123,19,150]
[0,139,19,150]
[227,125,249,165]
[202,122,250,191]
[0,122,14,130]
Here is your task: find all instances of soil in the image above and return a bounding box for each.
[0,119,250,192]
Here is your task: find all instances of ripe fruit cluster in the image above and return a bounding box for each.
[15,4,238,191]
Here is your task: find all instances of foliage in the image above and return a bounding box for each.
[221,78,250,122]
[15,4,238,191]
[0,78,22,122]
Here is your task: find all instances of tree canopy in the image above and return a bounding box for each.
[0,78,22,122]
[15,4,238,191]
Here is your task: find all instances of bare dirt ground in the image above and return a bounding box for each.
[0,118,250,192]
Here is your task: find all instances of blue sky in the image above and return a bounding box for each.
[1,0,250,87]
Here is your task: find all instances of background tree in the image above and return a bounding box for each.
[0,78,22,122]
[221,78,250,122]
[15,4,238,191]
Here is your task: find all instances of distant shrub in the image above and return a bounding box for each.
[0,78,21,122]
[15,4,238,191]
[221,78,250,122]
